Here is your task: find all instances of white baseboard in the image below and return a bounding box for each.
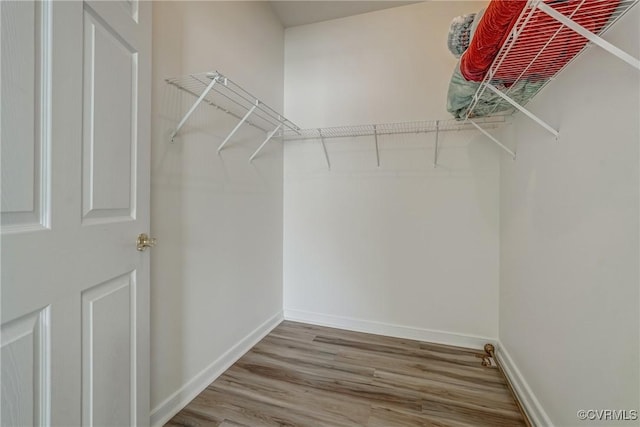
[283,308,493,350]
[148,308,550,427]
[150,311,284,427]
[496,342,553,427]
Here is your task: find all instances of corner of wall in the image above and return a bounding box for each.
[150,311,283,427]
[496,341,554,427]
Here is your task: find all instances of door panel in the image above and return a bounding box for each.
[82,272,136,426]
[82,8,137,222]
[0,0,51,231]
[0,308,50,427]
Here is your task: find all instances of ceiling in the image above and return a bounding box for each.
[270,1,422,28]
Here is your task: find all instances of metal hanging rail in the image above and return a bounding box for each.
[166,71,301,162]
[463,0,639,149]
[282,116,507,168]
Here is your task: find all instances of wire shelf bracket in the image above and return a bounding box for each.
[218,104,258,152]
[485,83,559,139]
[167,71,301,162]
[170,75,219,142]
[318,129,331,170]
[433,120,440,168]
[467,119,516,159]
[373,125,380,167]
[249,124,282,162]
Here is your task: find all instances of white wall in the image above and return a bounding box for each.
[150,2,285,424]
[499,7,639,426]
[283,2,500,345]
[284,1,487,126]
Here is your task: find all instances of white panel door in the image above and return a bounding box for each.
[1,0,151,425]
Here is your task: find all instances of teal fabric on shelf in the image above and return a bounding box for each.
[447,65,547,120]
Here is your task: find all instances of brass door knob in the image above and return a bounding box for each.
[136,233,157,251]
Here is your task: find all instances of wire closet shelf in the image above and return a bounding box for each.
[463,0,639,143]
[281,116,508,169]
[167,71,301,161]
[280,116,506,141]
[166,69,509,165]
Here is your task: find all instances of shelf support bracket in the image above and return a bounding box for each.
[319,130,331,170]
[373,125,380,167]
[536,1,640,71]
[433,120,440,168]
[485,84,559,139]
[217,104,258,152]
[249,124,282,162]
[468,119,516,159]
[170,75,219,142]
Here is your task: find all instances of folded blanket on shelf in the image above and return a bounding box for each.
[447,65,546,120]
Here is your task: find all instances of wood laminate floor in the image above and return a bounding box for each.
[166,321,526,427]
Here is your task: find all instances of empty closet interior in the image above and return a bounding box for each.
[150,1,640,426]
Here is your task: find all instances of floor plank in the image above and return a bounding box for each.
[166,321,526,427]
